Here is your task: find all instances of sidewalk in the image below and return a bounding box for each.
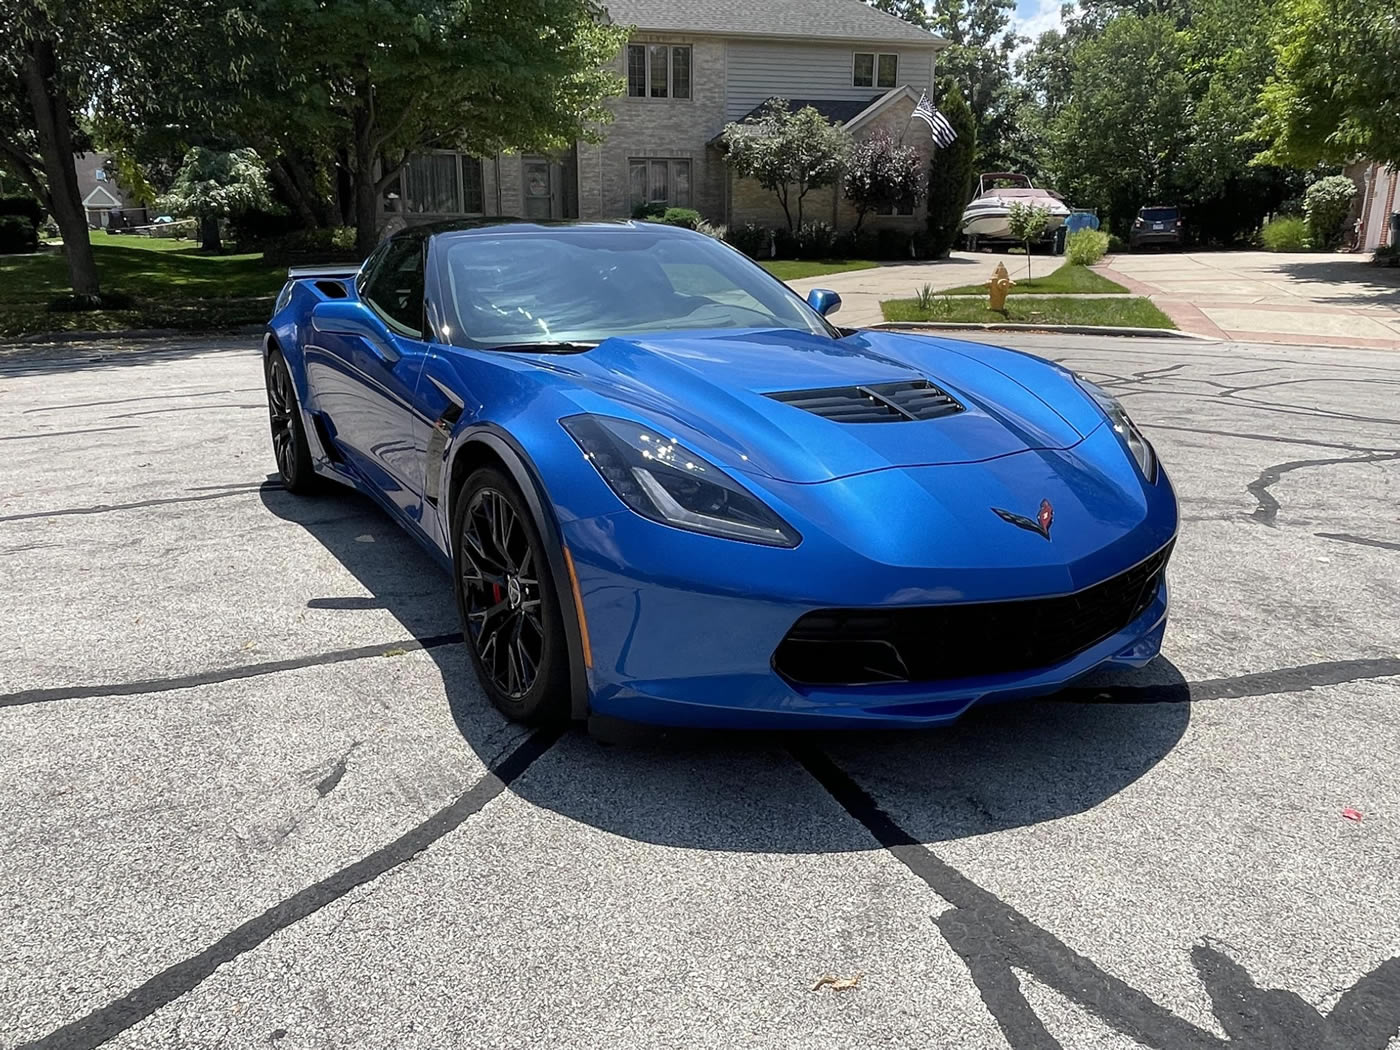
[1094,251,1400,350]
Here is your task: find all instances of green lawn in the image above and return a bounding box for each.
[759,259,879,280]
[936,263,1127,296]
[0,233,288,337]
[881,295,1176,330]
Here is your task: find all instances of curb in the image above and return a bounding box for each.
[0,324,264,348]
[868,321,1214,340]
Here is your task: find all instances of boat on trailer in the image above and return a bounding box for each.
[960,173,1072,247]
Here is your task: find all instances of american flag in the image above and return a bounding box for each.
[912,92,957,148]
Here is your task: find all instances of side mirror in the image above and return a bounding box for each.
[310,299,401,364]
[806,288,842,318]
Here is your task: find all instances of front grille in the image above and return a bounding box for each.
[766,380,964,423]
[773,542,1172,686]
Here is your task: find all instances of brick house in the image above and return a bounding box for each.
[382,0,945,233]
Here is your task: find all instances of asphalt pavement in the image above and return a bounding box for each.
[2,332,1398,1050]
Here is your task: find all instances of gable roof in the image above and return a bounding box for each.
[604,0,944,47]
[713,87,920,144]
[82,185,122,208]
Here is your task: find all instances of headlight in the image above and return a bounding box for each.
[561,415,801,547]
[1074,377,1158,482]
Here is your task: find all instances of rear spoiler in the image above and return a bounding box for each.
[286,264,362,281]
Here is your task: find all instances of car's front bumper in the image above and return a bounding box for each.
[560,448,1177,730]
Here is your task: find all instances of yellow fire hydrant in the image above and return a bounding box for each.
[985,262,1015,311]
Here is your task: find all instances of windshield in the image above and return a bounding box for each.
[437,227,833,349]
[1141,208,1179,221]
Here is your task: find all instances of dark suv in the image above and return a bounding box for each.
[1129,206,1183,249]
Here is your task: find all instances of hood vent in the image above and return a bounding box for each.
[765,380,964,423]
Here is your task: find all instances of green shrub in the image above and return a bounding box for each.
[0,194,45,228]
[0,215,38,254]
[261,226,359,265]
[1106,233,1126,252]
[1303,175,1358,250]
[793,221,836,259]
[694,219,727,240]
[661,207,701,229]
[630,201,666,220]
[833,230,877,260]
[1260,215,1308,252]
[723,223,769,258]
[1065,229,1110,266]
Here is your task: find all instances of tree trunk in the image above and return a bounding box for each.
[269,158,321,229]
[200,214,222,253]
[18,27,99,299]
[351,98,378,257]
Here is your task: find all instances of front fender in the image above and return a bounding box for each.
[444,423,592,721]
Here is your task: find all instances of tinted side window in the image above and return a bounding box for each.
[363,238,425,335]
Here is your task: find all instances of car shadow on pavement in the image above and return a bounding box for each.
[260,480,1192,854]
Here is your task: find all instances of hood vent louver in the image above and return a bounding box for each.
[765,380,965,423]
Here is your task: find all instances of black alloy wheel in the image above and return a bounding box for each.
[265,350,316,493]
[454,467,569,723]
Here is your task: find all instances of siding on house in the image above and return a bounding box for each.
[724,42,934,121]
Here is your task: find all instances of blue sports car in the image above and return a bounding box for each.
[263,220,1177,729]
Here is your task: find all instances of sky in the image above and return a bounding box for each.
[1011,0,1068,47]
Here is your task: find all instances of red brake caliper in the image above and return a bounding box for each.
[492,582,502,604]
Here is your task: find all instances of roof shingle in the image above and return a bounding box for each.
[603,0,944,46]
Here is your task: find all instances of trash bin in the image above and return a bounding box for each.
[1053,225,1068,255]
[1390,212,1400,238]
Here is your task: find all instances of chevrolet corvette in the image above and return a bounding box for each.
[263,220,1177,728]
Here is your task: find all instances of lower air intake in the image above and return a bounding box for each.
[773,543,1172,686]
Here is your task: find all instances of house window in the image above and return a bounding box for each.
[853,52,898,89]
[629,158,691,209]
[626,44,692,99]
[399,153,484,215]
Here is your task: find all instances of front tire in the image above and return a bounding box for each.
[265,349,317,493]
[453,467,570,724]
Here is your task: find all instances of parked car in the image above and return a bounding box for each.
[1129,206,1183,249]
[263,220,1178,729]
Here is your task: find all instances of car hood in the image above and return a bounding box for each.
[545,328,1090,483]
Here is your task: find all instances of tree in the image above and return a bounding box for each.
[926,87,977,257]
[926,0,1026,171]
[0,0,107,299]
[1049,13,1192,234]
[844,132,927,233]
[722,100,852,233]
[1253,0,1400,168]
[105,0,628,254]
[1006,201,1050,277]
[157,147,274,253]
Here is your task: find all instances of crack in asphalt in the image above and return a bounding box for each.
[0,634,463,709]
[16,726,562,1050]
[0,425,140,442]
[0,483,283,523]
[1246,452,1400,527]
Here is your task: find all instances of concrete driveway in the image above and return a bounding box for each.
[1097,251,1400,349]
[3,333,1399,1049]
[787,251,1063,327]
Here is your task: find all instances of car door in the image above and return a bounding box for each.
[305,235,432,523]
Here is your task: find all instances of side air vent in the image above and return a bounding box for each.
[765,380,964,423]
[315,280,349,299]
